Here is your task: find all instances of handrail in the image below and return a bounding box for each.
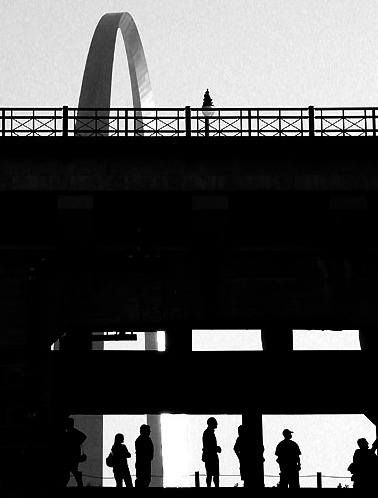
[1,106,377,137]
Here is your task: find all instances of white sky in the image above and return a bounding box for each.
[1,0,378,108]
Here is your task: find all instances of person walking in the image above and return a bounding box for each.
[135,424,154,487]
[61,417,87,487]
[111,433,133,488]
[348,437,377,490]
[202,417,222,487]
[275,429,301,489]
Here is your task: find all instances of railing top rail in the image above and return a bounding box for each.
[1,105,378,111]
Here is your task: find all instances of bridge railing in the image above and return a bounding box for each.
[1,106,377,137]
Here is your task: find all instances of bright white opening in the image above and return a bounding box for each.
[161,414,190,487]
[263,414,375,488]
[192,329,262,351]
[293,330,360,350]
[157,331,166,352]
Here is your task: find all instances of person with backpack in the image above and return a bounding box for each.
[348,438,377,490]
[110,433,133,488]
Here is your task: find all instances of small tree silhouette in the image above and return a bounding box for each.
[202,89,214,108]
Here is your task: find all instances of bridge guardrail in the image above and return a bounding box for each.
[1,106,377,137]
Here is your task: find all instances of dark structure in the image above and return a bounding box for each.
[1,106,378,495]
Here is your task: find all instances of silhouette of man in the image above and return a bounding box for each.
[348,438,377,490]
[62,417,87,487]
[135,424,154,487]
[275,429,301,489]
[202,417,222,487]
[233,424,265,486]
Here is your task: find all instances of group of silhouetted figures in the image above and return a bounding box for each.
[61,418,154,488]
[203,417,378,490]
[61,416,378,489]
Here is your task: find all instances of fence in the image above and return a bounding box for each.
[0,106,377,137]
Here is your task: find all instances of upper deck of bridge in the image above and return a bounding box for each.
[1,105,378,137]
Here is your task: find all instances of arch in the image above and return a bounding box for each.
[75,12,154,134]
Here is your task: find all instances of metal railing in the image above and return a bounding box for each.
[1,106,377,137]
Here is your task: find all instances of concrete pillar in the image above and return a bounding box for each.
[72,414,103,487]
[165,325,192,356]
[261,326,293,351]
[145,332,164,487]
[241,412,264,489]
[359,326,378,352]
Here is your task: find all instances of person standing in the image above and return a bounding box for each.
[234,424,265,486]
[348,438,377,490]
[111,433,133,488]
[135,424,154,487]
[275,429,301,489]
[62,417,87,487]
[202,417,222,487]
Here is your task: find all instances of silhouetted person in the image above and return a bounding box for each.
[62,417,87,487]
[233,424,265,486]
[202,417,222,487]
[111,433,133,488]
[348,438,377,490]
[135,424,154,487]
[275,429,301,489]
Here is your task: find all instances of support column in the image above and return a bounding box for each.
[359,326,378,352]
[261,326,293,351]
[241,412,264,489]
[145,332,164,487]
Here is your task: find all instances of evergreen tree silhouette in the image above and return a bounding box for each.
[202,89,214,108]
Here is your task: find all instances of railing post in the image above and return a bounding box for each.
[372,108,376,137]
[195,471,200,487]
[62,106,68,137]
[185,106,191,137]
[1,109,5,137]
[308,105,315,137]
[317,472,322,489]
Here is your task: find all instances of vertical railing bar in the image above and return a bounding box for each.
[365,108,367,137]
[62,106,68,138]
[342,108,345,136]
[279,109,282,136]
[372,108,376,137]
[1,109,5,137]
[125,108,128,137]
[257,109,260,136]
[308,106,315,137]
[248,109,251,137]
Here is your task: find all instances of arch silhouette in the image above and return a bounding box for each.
[75,12,154,134]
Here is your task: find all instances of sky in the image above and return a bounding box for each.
[1,0,378,109]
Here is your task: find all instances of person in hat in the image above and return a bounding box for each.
[202,417,222,487]
[275,429,301,489]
